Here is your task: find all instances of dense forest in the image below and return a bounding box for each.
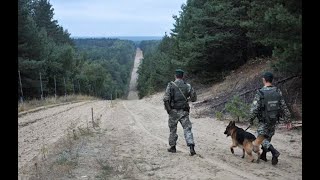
[18,0,136,100]
[137,0,301,98]
[73,38,136,99]
[18,0,301,101]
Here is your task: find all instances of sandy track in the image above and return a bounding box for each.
[121,97,302,179]
[57,97,301,179]
[127,48,143,100]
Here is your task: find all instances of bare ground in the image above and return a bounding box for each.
[18,49,302,180]
[127,48,142,100]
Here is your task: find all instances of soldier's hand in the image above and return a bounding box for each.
[286,122,292,130]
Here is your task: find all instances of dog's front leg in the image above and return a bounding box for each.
[253,145,260,163]
[242,148,245,158]
[247,151,254,163]
[230,144,237,154]
[256,147,261,163]
[256,151,261,163]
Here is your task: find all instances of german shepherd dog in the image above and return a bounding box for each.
[224,121,267,163]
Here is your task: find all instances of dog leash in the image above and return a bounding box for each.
[244,124,251,131]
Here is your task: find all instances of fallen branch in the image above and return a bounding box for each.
[237,75,300,97]
[278,123,302,130]
[275,75,301,85]
[195,75,300,109]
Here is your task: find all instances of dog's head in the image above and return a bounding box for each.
[224,121,236,137]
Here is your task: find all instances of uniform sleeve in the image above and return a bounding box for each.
[277,88,292,122]
[248,90,262,122]
[163,83,171,102]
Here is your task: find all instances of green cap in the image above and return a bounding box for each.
[263,72,273,79]
[175,69,184,76]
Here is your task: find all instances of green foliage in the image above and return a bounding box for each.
[137,0,301,98]
[32,0,73,45]
[18,0,136,100]
[19,0,301,100]
[225,95,250,122]
[241,0,301,75]
[215,111,224,121]
[137,37,179,98]
[73,38,136,99]
[171,0,252,81]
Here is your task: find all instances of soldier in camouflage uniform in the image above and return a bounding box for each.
[249,72,292,165]
[163,69,197,156]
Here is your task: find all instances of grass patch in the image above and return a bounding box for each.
[25,116,103,179]
[95,159,115,180]
[215,111,224,121]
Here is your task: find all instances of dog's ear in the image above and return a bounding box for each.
[229,121,233,126]
[231,121,235,126]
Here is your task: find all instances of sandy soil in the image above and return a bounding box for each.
[127,48,143,100]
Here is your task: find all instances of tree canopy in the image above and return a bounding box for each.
[137,0,301,98]
[18,0,136,100]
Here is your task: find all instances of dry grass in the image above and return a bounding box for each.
[95,159,116,180]
[24,113,103,179]
[95,155,133,179]
[18,95,98,113]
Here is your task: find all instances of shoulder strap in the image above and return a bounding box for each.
[171,81,188,102]
[257,89,265,109]
[258,89,264,97]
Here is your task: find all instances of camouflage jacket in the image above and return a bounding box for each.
[249,86,291,123]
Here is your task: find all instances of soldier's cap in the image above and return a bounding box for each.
[262,72,273,79]
[175,69,184,76]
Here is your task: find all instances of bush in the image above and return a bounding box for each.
[225,95,250,122]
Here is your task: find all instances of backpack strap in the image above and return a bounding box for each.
[171,81,188,102]
[258,89,264,96]
[257,89,265,111]
[169,82,174,102]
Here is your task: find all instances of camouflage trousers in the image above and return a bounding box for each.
[168,109,195,147]
[257,122,276,150]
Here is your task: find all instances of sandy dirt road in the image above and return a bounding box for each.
[127,48,142,100]
[18,49,302,179]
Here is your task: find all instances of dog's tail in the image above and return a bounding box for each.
[252,134,269,146]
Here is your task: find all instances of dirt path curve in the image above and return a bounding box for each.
[18,48,302,179]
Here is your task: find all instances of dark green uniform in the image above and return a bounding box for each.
[163,79,197,147]
[249,86,291,149]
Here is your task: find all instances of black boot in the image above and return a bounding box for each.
[167,146,176,153]
[190,145,196,156]
[268,145,280,165]
[260,146,268,162]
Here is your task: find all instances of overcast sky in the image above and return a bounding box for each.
[49,0,186,37]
